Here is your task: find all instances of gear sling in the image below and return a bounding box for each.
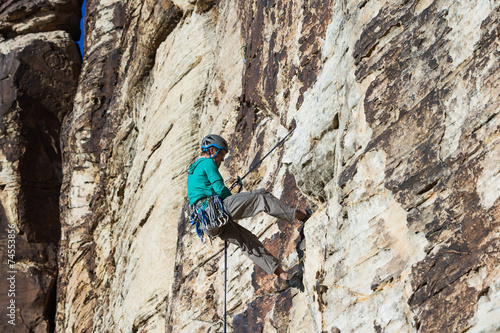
[189,195,230,241]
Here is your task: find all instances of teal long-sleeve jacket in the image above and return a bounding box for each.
[187,157,232,206]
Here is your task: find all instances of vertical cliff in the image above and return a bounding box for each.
[4,0,498,332]
[0,1,82,332]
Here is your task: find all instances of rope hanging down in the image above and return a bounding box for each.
[224,240,228,333]
[223,125,296,333]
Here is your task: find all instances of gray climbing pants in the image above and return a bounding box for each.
[204,189,296,275]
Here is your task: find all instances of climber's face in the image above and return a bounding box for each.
[212,147,227,168]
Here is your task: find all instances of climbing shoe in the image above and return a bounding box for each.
[274,279,290,293]
[287,271,304,289]
[274,271,304,292]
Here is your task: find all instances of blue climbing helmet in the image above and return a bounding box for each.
[201,134,229,153]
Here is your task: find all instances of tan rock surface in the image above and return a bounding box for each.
[50,0,500,332]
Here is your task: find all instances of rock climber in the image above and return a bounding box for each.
[187,134,310,289]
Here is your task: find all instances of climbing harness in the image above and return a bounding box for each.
[229,126,296,192]
[189,195,231,242]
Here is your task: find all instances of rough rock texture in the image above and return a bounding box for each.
[56,0,499,332]
[0,0,82,40]
[0,3,82,331]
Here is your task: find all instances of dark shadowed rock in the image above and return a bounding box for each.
[0,31,81,333]
[0,0,83,40]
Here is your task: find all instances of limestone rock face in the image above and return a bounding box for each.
[55,0,499,332]
[0,7,81,333]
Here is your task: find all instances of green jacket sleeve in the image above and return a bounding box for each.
[205,160,232,199]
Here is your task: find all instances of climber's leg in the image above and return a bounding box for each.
[209,219,280,275]
[223,189,296,222]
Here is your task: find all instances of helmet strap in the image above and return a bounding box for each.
[209,148,221,159]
